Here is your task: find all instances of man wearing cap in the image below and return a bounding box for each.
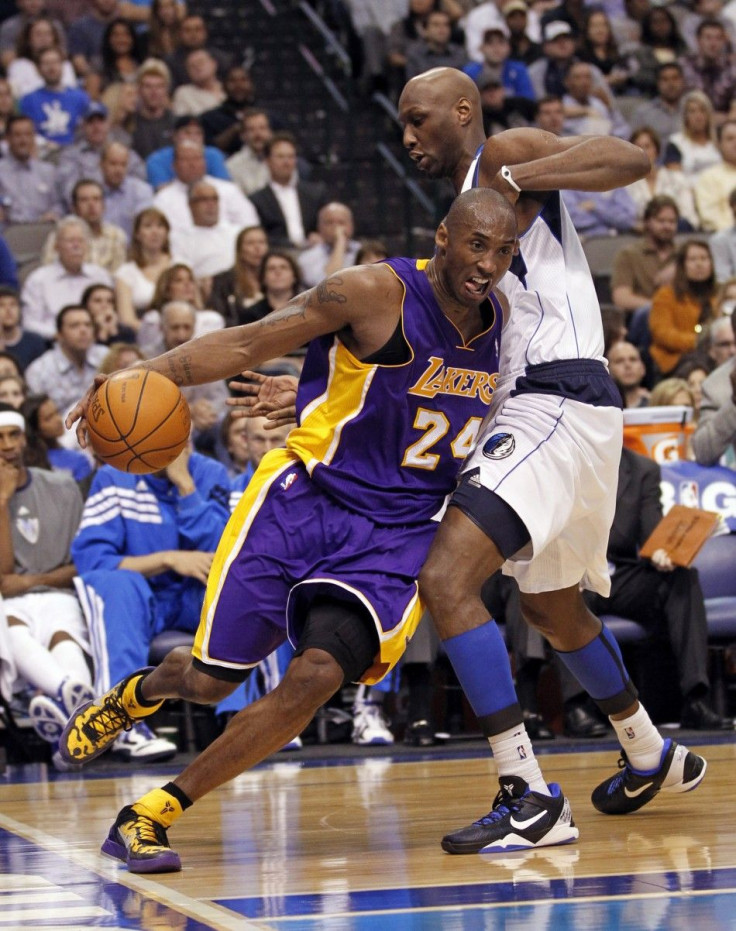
[463,25,535,100]
[145,114,229,191]
[56,101,146,209]
[502,0,542,65]
[463,0,543,63]
[0,114,61,226]
[528,20,606,100]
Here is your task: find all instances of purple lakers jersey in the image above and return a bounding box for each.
[286,257,502,525]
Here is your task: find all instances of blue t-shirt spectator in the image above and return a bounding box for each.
[20,86,90,145]
[146,144,230,189]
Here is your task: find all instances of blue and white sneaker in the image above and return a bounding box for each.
[112,722,177,763]
[441,776,578,854]
[29,678,95,744]
[591,739,706,815]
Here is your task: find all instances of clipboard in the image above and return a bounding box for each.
[639,505,722,567]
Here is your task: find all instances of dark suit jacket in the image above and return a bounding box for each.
[607,447,663,565]
[249,181,328,248]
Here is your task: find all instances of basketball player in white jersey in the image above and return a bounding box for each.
[398,68,708,854]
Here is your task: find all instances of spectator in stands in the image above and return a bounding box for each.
[681,19,736,119]
[704,315,736,371]
[0,78,16,153]
[130,58,175,160]
[114,206,173,329]
[694,121,736,233]
[21,392,91,481]
[99,141,154,239]
[81,282,136,346]
[462,26,535,100]
[562,184,637,239]
[0,350,23,379]
[101,76,138,144]
[8,15,76,100]
[355,239,389,265]
[463,0,541,64]
[249,132,327,249]
[611,195,679,318]
[710,188,736,281]
[0,287,46,371]
[648,377,695,409]
[97,339,145,375]
[607,340,651,408]
[170,180,240,294]
[146,114,229,190]
[56,102,147,208]
[199,65,257,156]
[477,75,537,136]
[626,8,688,99]
[209,225,268,326]
[675,357,710,415]
[24,303,107,415]
[21,219,113,341]
[578,7,629,95]
[297,202,361,289]
[649,239,720,378]
[172,48,225,118]
[247,251,303,324]
[584,446,732,731]
[226,108,273,196]
[691,310,736,468]
[0,373,26,408]
[528,20,603,100]
[387,1,458,95]
[70,442,231,762]
[534,93,565,135]
[561,61,629,138]
[41,179,127,274]
[0,401,94,770]
[502,0,542,66]
[137,299,228,433]
[67,0,119,86]
[165,14,231,89]
[0,1,66,70]
[147,0,184,59]
[153,138,258,232]
[0,114,61,225]
[664,90,721,181]
[19,46,89,147]
[630,63,686,149]
[626,128,699,232]
[404,9,467,81]
[96,17,144,94]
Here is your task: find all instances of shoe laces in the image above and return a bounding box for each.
[475,787,524,825]
[132,815,168,849]
[82,689,133,742]
[606,754,631,795]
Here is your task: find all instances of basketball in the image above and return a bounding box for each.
[86,369,191,474]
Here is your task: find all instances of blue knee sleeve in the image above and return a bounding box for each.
[555,623,638,715]
[443,619,517,718]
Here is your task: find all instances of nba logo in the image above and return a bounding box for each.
[679,480,699,509]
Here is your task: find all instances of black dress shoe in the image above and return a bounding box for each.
[564,703,608,739]
[522,711,555,740]
[680,699,734,731]
[404,720,435,747]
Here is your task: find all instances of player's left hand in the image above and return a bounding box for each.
[65,373,109,448]
[228,371,298,428]
[649,548,675,572]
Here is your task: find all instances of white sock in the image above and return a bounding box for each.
[7,624,66,697]
[489,724,550,795]
[610,704,665,771]
[50,640,91,688]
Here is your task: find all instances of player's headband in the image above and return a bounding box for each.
[0,411,25,431]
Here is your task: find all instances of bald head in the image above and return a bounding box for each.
[398,68,486,184]
[444,187,516,236]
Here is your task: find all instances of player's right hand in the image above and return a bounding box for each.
[65,373,109,448]
[228,371,298,429]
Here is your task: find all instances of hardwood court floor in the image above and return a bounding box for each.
[1,734,735,930]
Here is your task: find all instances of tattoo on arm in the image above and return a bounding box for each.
[316,278,347,305]
[258,292,310,328]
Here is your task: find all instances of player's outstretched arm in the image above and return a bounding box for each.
[480,128,650,195]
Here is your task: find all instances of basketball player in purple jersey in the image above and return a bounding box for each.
[397,67,707,853]
[58,187,517,873]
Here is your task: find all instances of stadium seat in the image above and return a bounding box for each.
[693,534,736,713]
[3,221,55,268]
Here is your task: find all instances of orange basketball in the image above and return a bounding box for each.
[86,369,191,474]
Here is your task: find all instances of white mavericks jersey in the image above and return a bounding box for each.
[462,156,605,388]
